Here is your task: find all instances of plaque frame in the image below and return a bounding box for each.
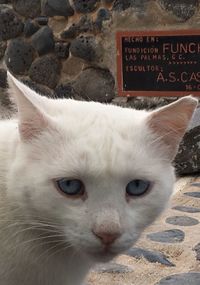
[116,30,200,97]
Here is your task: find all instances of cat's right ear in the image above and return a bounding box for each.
[7,71,51,141]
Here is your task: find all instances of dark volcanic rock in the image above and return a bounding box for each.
[0,41,7,59]
[193,243,200,261]
[113,0,134,10]
[174,107,200,175]
[70,36,102,62]
[73,0,100,14]
[184,192,200,198]
[0,5,23,40]
[103,0,114,3]
[21,78,53,97]
[78,15,95,33]
[41,0,74,17]
[0,69,7,89]
[94,263,133,273]
[35,16,49,26]
[0,88,14,115]
[172,205,200,213]
[31,26,54,55]
[147,229,185,243]
[24,19,40,37]
[127,247,174,267]
[5,39,34,75]
[113,0,147,11]
[159,0,199,21]
[61,24,78,39]
[12,0,41,18]
[73,67,115,102]
[55,83,77,98]
[122,97,178,111]
[61,16,94,39]
[54,42,69,59]
[97,8,111,20]
[29,55,61,89]
[95,8,111,30]
[166,216,199,226]
[156,272,200,285]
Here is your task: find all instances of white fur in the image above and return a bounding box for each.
[0,73,196,285]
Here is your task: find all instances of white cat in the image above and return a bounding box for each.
[0,72,197,285]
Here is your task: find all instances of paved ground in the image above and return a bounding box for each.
[87,176,200,285]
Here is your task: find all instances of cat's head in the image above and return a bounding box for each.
[7,72,197,262]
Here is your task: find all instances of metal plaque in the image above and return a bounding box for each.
[116,30,200,96]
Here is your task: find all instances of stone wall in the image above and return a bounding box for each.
[0,0,200,107]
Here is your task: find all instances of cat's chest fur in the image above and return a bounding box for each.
[0,250,89,285]
[0,207,91,285]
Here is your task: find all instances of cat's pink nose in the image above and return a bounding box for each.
[92,229,121,245]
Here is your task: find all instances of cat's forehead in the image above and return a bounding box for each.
[37,100,159,180]
[21,97,163,179]
[49,99,148,131]
[45,99,151,152]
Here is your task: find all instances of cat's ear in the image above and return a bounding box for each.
[7,71,50,140]
[148,96,198,160]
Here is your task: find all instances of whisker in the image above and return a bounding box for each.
[37,242,71,263]
[41,242,73,264]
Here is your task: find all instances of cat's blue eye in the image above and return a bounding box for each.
[55,178,84,197]
[126,179,151,197]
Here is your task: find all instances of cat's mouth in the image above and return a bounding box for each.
[85,246,123,262]
[88,251,117,262]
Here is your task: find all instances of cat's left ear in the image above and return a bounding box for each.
[7,71,51,141]
[148,96,198,160]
